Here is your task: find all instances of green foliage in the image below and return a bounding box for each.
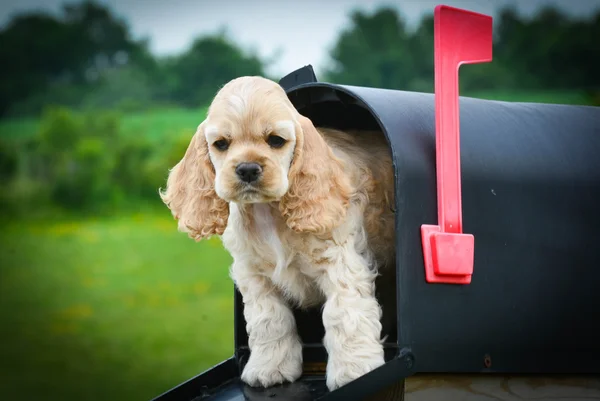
[54,137,116,209]
[324,5,600,94]
[0,3,267,118]
[6,82,90,117]
[0,138,18,180]
[0,177,51,216]
[31,107,112,210]
[112,135,156,198]
[326,7,415,90]
[4,1,596,118]
[0,105,198,214]
[0,1,156,117]
[166,31,266,107]
[81,66,158,112]
[82,108,122,145]
[38,106,83,152]
[586,89,600,107]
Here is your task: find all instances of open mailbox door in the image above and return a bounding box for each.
[151,5,600,401]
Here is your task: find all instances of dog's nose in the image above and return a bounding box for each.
[235,162,262,183]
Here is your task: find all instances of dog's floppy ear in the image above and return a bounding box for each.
[279,114,352,236]
[160,121,229,241]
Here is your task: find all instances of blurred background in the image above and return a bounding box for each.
[0,0,598,400]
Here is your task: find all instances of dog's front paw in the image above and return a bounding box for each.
[241,336,303,388]
[326,348,384,391]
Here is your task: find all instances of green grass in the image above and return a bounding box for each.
[0,116,38,140]
[120,107,208,142]
[0,212,233,401]
[0,106,208,141]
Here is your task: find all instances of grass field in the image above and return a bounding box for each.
[0,212,233,401]
[0,106,208,142]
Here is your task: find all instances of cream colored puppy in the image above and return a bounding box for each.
[160,76,395,391]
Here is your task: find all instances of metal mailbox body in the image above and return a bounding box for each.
[285,78,600,374]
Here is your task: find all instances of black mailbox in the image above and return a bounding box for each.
[284,66,600,374]
[151,64,600,401]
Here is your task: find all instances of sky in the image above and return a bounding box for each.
[1,0,599,77]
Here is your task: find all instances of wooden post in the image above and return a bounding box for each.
[404,374,600,400]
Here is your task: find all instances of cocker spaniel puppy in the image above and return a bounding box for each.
[160,76,395,391]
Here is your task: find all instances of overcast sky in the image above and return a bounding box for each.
[1,0,599,77]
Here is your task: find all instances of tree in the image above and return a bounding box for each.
[0,1,154,116]
[406,14,435,92]
[324,7,417,90]
[0,13,72,115]
[166,30,266,107]
[62,1,156,80]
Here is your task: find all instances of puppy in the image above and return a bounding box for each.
[160,76,395,391]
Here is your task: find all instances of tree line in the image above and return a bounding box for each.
[0,1,598,216]
[1,1,598,118]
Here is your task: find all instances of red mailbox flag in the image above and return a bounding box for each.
[421,5,493,284]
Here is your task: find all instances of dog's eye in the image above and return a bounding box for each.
[267,135,286,148]
[213,139,229,151]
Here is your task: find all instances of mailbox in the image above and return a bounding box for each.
[151,5,600,401]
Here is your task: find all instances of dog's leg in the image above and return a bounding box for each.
[317,244,385,391]
[231,262,303,388]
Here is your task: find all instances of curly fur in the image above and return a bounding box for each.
[279,115,353,236]
[159,122,229,240]
[160,76,395,391]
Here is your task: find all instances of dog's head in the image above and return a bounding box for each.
[160,76,352,241]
